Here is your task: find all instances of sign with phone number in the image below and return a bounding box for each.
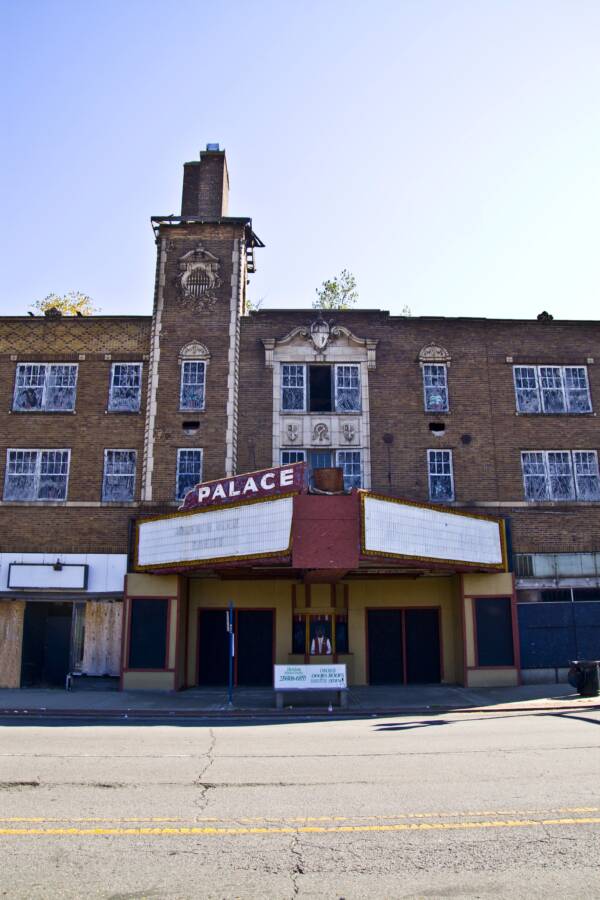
[274,664,347,690]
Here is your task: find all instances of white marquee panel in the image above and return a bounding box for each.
[363,496,504,567]
[137,497,294,568]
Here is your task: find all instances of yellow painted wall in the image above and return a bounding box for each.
[467,668,518,688]
[347,577,462,684]
[463,572,514,596]
[126,573,179,598]
[188,579,294,686]
[461,571,519,687]
[122,671,175,691]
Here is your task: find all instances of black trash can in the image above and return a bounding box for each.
[568,660,600,697]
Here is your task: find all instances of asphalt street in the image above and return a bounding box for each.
[0,709,599,898]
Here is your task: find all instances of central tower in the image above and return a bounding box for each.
[141,146,263,503]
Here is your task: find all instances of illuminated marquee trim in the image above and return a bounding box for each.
[135,493,295,571]
[359,491,508,571]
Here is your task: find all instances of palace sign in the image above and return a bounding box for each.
[179,462,307,510]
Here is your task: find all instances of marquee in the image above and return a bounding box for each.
[135,495,294,570]
[361,493,507,570]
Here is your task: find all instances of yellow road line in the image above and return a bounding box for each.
[1,817,600,836]
[0,807,598,825]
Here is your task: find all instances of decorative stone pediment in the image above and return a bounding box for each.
[418,343,451,366]
[178,341,210,364]
[175,245,221,310]
[263,320,378,368]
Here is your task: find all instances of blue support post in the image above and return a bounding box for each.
[227,600,234,707]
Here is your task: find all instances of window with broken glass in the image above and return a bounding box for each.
[102,450,137,502]
[513,365,591,414]
[180,361,206,410]
[336,450,362,489]
[176,449,203,500]
[335,365,361,412]
[422,364,449,412]
[281,363,361,413]
[108,363,143,412]
[4,449,70,501]
[281,364,305,412]
[428,449,454,502]
[521,450,600,501]
[13,363,78,412]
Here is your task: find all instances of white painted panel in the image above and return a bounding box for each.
[274,665,347,690]
[0,553,127,593]
[8,563,87,590]
[137,497,293,568]
[363,496,503,566]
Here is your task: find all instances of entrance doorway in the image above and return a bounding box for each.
[236,610,274,686]
[21,602,73,687]
[367,608,441,685]
[197,610,229,686]
[196,609,275,687]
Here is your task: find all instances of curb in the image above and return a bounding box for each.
[0,703,599,719]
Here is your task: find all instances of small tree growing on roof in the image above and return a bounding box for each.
[30,291,99,316]
[313,270,358,310]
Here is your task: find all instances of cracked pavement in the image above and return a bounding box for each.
[1,709,600,897]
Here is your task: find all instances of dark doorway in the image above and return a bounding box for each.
[405,609,441,683]
[197,610,229,686]
[367,610,403,684]
[21,602,73,687]
[367,608,442,685]
[236,610,274,686]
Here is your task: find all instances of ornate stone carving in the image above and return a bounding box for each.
[418,343,451,366]
[262,323,378,368]
[178,340,210,363]
[175,246,221,310]
[342,422,356,443]
[286,422,299,443]
[312,422,330,444]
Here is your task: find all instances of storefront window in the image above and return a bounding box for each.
[291,613,349,655]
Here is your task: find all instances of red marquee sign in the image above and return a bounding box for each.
[179,462,308,511]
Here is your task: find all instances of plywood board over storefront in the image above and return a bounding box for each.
[0,601,25,687]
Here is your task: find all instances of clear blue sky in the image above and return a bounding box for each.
[2,0,600,319]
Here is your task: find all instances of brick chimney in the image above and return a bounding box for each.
[181,144,229,218]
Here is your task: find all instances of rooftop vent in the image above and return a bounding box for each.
[206,143,220,151]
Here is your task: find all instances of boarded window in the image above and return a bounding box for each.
[13,363,78,412]
[108,363,142,412]
[475,597,514,666]
[128,598,168,669]
[102,450,136,501]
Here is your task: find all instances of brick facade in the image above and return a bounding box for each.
[1,221,600,557]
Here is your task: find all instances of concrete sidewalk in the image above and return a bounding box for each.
[0,682,598,718]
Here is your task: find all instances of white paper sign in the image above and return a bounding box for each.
[137,496,293,569]
[363,495,504,567]
[274,664,347,690]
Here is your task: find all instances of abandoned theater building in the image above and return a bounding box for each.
[1,146,600,693]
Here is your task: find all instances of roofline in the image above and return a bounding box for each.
[150,215,264,248]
